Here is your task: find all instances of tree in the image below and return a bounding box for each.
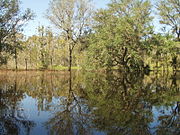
[86,0,153,71]
[38,26,51,69]
[157,0,180,41]
[45,28,54,68]
[148,33,177,71]
[11,31,24,70]
[0,0,33,65]
[157,0,180,71]
[47,0,93,71]
[24,35,40,69]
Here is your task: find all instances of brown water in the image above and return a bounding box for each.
[0,71,179,135]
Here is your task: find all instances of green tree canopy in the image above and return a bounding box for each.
[86,0,153,71]
[0,0,33,64]
[157,0,180,41]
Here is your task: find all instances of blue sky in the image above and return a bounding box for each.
[21,0,110,37]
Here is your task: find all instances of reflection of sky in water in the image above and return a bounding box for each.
[18,95,179,135]
[150,106,173,134]
[20,94,107,135]
[20,95,50,135]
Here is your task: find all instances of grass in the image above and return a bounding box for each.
[50,66,81,70]
[0,65,81,71]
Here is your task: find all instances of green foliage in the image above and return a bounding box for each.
[0,0,33,65]
[0,0,179,71]
[147,33,180,70]
[86,0,153,71]
[157,0,180,41]
[156,0,180,71]
[77,71,180,135]
[38,26,51,69]
[47,0,93,71]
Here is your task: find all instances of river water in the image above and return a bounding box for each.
[0,71,179,135]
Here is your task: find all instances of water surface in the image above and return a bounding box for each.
[0,71,179,135]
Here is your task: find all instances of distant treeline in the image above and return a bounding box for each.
[0,0,179,71]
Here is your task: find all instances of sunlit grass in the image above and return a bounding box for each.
[50,66,81,70]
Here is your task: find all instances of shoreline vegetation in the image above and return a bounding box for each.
[0,66,80,71]
[0,67,179,72]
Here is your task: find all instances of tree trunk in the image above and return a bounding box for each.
[25,58,28,71]
[172,56,177,71]
[69,49,72,72]
[15,48,18,70]
[69,69,72,92]
[176,28,180,41]
[156,54,158,71]
[122,47,130,71]
[51,57,53,68]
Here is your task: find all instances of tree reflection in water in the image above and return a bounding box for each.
[0,71,179,135]
[45,71,93,135]
[78,71,180,135]
[0,73,35,135]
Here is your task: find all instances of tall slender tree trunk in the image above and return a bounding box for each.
[155,44,159,71]
[30,51,32,66]
[69,49,72,72]
[50,57,53,69]
[15,48,18,70]
[25,58,28,71]
[68,41,73,72]
[69,69,72,92]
